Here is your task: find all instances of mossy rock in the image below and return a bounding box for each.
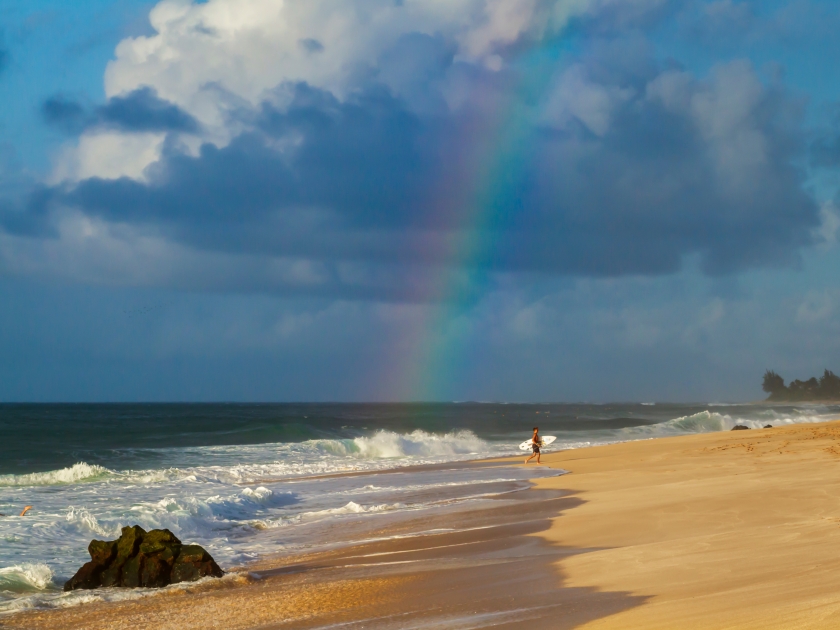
[88,540,117,565]
[171,545,224,583]
[65,526,222,591]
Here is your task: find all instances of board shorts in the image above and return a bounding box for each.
[532,444,540,454]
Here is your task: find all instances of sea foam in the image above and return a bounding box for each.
[0,463,110,487]
[315,429,488,459]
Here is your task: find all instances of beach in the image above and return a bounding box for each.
[537,417,840,629]
[7,418,840,629]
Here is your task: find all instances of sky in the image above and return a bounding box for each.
[1,0,840,402]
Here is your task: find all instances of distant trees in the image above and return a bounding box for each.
[762,369,840,401]
[762,370,786,395]
[820,370,840,398]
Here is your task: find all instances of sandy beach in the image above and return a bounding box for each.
[8,419,840,629]
[537,418,840,629]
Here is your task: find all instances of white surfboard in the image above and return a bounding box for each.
[519,435,556,451]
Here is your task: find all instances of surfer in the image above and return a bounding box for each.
[525,427,542,464]
[0,506,32,517]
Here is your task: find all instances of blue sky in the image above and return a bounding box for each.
[1,0,839,402]
[0,1,157,171]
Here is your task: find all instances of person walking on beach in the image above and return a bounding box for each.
[525,427,542,464]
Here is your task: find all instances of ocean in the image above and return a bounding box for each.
[1,401,837,614]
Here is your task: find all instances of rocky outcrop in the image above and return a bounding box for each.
[65,526,223,591]
[764,424,773,429]
[731,425,750,431]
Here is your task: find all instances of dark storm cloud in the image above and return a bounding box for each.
[508,60,818,275]
[15,33,822,297]
[41,87,200,134]
[40,83,433,238]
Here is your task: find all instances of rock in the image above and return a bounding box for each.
[89,539,118,565]
[171,544,224,583]
[63,561,105,591]
[731,425,750,430]
[121,554,143,588]
[63,539,120,591]
[764,424,773,429]
[65,526,223,591]
[139,529,182,588]
[100,525,146,587]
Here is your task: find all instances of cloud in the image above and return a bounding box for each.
[42,87,200,135]
[678,0,757,45]
[3,0,825,299]
[102,0,567,108]
[41,96,88,134]
[298,38,324,54]
[811,108,840,168]
[97,87,200,133]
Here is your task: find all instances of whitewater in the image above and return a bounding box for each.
[0,402,837,614]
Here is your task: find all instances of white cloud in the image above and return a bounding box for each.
[106,0,570,113]
[50,131,166,183]
[52,0,601,184]
[647,60,776,196]
[543,63,635,136]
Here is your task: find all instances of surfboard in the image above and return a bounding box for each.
[519,435,556,451]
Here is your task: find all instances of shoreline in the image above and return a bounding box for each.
[8,420,840,628]
[4,463,619,629]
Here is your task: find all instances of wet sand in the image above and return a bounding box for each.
[8,420,840,629]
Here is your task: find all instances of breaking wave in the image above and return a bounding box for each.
[0,564,54,593]
[0,463,110,487]
[314,430,489,459]
[619,409,835,438]
[0,463,179,489]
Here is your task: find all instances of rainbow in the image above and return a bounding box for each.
[379,37,570,402]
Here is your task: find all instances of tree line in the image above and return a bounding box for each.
[762,369,840,401]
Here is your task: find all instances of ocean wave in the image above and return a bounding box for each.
[314,429,489,459]
[0,431,497,489]
[0,564,54,593]
[64,507,121,538]
[618,410,836,438]
[77,486,299,547]
[0,463,181,489]
[296,501,404,522]
[0,463,111,488]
